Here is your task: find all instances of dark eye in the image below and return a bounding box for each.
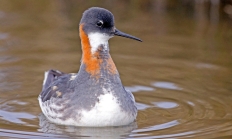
[96,20,103,27]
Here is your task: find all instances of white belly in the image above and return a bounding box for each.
[38,92,136,127]
[79,93,135,126]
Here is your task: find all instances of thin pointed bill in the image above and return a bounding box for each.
[114,29,142,42]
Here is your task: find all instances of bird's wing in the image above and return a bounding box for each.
[40,69,76,102]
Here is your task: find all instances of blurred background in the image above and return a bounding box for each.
[0,0,232,139]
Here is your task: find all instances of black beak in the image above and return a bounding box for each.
[114,29,142,42]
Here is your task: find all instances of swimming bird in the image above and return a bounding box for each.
[38,7,142,127]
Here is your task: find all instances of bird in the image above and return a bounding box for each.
[38,7,142,127]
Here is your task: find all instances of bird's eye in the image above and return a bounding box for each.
[96,20,103,27]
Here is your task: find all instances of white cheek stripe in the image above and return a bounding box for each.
[88,32,112,54]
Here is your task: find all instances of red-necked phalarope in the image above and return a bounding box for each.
[38,7,142,127]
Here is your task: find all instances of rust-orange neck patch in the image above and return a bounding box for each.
[80,24,102,76]
[79,24,118,76]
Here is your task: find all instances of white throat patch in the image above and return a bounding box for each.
[88,32,112,54]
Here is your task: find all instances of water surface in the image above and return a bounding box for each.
[0,1,232,139]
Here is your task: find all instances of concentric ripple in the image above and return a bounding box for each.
[0,1,232,138]
[130,81,232,138]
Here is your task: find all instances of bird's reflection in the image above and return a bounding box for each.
[38,114,137,139]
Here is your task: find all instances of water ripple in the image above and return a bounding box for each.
[0,110,36,124]
[133,120,180,132]
[151,81,182,90]
[133,82,232,138]
[125,85,154,93]
[152,101,179,109]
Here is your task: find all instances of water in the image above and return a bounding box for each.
[0,0,232,138]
